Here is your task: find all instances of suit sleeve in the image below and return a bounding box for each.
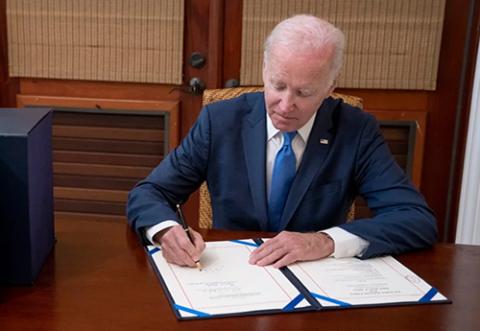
[338,113,438,258]
[126,106,211,237]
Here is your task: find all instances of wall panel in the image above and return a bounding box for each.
[17,95,179,222]
[7,0,184,84]
[241,0,446,90]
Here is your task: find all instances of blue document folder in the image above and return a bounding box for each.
[146,238,450,319]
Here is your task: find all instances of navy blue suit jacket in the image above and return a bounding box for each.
[127,92,437,258]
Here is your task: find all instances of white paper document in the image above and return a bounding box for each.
[148,239,309,318]
[146,239,449,319]
[290,256,447,307]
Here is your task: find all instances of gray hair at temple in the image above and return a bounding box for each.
[263,15,345,83]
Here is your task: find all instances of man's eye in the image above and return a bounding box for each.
[273,85,285,91]
[297,91,311,97]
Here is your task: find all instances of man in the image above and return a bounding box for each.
[127,15,437,269]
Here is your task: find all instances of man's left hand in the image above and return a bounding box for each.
[248,231,334,268]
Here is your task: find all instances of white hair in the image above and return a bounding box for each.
[263,15,345,82]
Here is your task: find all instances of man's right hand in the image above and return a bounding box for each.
[153,225,206,267]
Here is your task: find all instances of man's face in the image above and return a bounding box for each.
[263,45,335,132]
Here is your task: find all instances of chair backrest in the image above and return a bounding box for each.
[198,87,362,229]
[202,87,363,108]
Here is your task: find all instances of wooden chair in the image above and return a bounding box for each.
[198,87,362,229]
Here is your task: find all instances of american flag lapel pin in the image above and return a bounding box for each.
[320,138,329,145]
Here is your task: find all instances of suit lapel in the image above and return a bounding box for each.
[279,97,338,230]
[242,94,269,230]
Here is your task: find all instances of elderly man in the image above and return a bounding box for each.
[127,15,437,268]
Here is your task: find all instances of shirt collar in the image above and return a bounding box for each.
[266,111,317,144]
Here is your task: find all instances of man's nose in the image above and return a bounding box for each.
[278,91,294,112]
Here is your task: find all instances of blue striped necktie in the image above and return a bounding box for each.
[268,131,297,232]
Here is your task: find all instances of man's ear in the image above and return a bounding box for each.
[327,79,337,95]
[262,62,268,84]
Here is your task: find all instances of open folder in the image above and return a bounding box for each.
[146,239,449,319]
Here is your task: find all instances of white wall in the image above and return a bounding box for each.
[456,36,480,245]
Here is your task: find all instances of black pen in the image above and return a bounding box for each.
[176,204,202,270]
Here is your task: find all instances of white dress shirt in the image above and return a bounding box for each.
[265,112,369,258]
[146,111,369,258]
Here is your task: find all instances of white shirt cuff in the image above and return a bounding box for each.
[320,227,370,258]
[145,221,179,245]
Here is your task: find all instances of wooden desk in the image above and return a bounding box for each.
[0,219,478,331]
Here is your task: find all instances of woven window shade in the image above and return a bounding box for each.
[7,0,184,84]
[241,0,446,90]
